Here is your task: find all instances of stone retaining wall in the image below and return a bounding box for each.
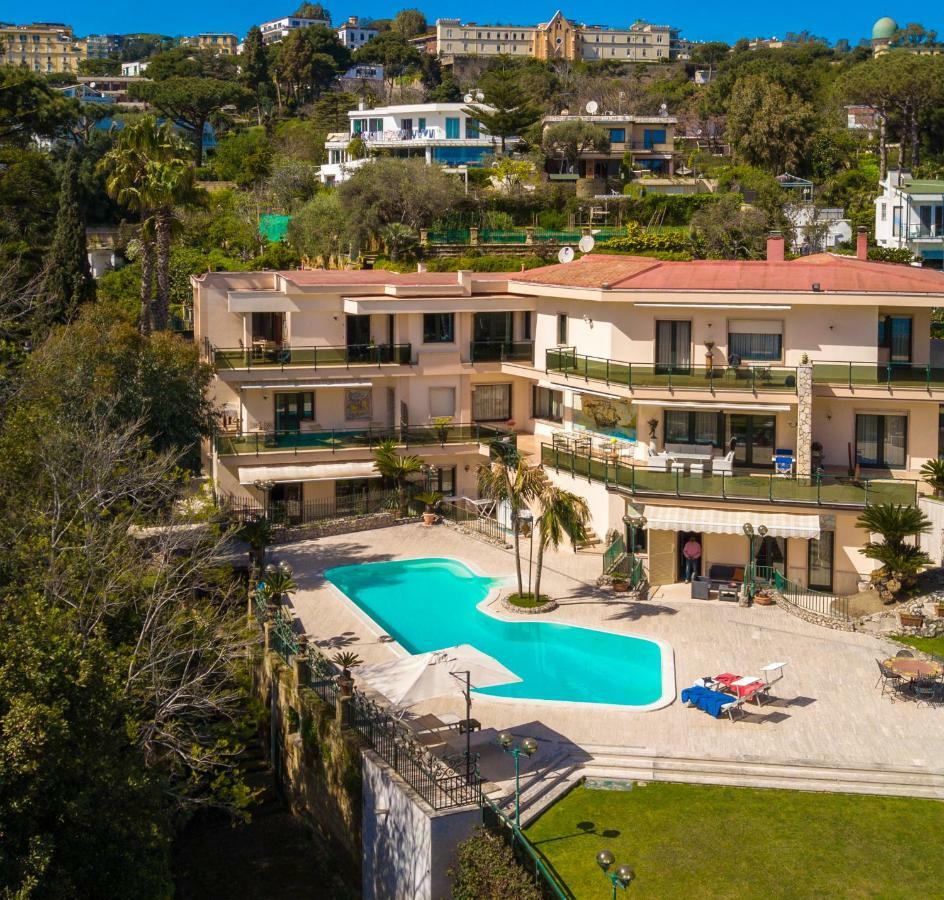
[773,594,856,632]
[272,513,421,543]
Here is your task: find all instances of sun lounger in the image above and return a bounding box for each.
[681,685,737,717]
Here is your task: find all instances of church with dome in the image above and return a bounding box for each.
[870,15,898,55]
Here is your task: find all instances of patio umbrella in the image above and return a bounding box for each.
[356,644,521,773]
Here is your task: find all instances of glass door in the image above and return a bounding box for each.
[346,314,372,362]
[655,321,691,374]
[727,414,776,468]
[756,535,786,579]
[808,532,834,591]
[274,392,314,432]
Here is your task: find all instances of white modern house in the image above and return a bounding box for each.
[259,13,331,44]
[875,170,944,268]
[120,60,149,77]
[319,102,505,186]
[337,16,377,49]
[784,205,852,254]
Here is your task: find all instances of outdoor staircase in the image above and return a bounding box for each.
[502,744,944,827]
[573,528,603,553]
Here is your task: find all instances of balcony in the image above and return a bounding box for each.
[813,362,944,391]
[541,443,916,508]
[546,349,798,393]
[469,340,534,364]
[904,224,943,240]
[211,343,412,371]
[216,422,516,456]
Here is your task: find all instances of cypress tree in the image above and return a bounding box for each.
[38,147,93,335]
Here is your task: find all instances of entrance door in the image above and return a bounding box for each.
[274,392,314,432]
[270,482,302,523]
[346,315,372,361]
[677,531,703,581]
[727,414,776,468]
[655,321,691,374]
[755,535,786,579]
[647,530,676,586]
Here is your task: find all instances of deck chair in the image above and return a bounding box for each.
[875,660,906,701]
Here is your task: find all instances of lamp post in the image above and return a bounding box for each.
[621,513,647,582]
[742,523,768,597]
[596,849,635,900]
[518,508,535,598]
[497,732,538,828]
[253,478,275,516]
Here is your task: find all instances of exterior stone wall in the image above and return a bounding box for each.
[795,364,813,477]
[772,594,856,632]
[271,513,422,544]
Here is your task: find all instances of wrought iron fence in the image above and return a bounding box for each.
[440,499,508,544]
[750,565,850,621]
[602,533,626,574]
[219,490,399,526]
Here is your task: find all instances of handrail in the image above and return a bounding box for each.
[812,361,944,391]
[546,348,798,393]
[749,565,850,621]
[212,342,412,370]
[470,340,534,363]
[602,533,626,574]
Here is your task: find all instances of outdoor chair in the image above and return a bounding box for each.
[895,649,914,658]
[713,450,736,475]
[912,677,941,709]
[875,660,906,701]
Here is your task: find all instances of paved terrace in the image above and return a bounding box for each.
[278,525,944,790]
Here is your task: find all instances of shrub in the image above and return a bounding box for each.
[598,222,693,256]
[449,827,543,900]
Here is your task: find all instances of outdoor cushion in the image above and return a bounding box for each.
[681,685,737,717]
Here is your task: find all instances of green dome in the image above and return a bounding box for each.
[872,16,898,40]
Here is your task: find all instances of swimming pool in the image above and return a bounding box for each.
[324,557,672,709]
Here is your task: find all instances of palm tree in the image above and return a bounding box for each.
[98,117,197,332]
[236,516,273,568]
[477,456,546,597]
[532,485,590,603]
[856,503,932,600]
[373,438,423,516]
[920,458,944,498]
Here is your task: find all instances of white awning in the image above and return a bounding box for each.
[238,462,380,485]
[635,400,794,412]
[239,381,372,391]
[642,505,824,539]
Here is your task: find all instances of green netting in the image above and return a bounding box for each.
[259,214,291,243]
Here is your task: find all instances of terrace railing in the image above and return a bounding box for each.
[813,361,944,391]
[211,342,412,370]
[470,340,534,363]
[547,348,798,393]
[602,532,626,574]
[216,422,516,457]
[541,443,917,508]
[219,489,398,525]
[750,565,850,622]
[440,499,508,545]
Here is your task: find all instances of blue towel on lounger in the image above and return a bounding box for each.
[681,685,737,717]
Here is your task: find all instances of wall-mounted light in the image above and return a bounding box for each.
[583,313,593,328]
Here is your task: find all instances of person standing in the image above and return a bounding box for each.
[682,535,702,582]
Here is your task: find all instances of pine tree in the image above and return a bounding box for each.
[241,26,270,97]
[463,62,540,152]
[38,147,93,336]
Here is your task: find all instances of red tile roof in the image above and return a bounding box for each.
[510,253,944,294]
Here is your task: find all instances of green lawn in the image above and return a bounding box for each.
[525,782,944,899]
[892,633,944,658]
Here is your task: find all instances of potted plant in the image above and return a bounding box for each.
[919,457,944,499]
[898,610,925,628]
[332,651,363,697]
[433,415,453,444]
[612,575,630,593]
[414,490,443,526]
[261,562,297,603]
[753,588,774,606]
[704,340,715,374]
[647,418,659,450]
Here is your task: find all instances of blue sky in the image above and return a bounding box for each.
[0,1,940,45]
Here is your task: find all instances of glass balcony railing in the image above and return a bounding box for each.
[469,341,534,363]
[813,362,944,390]
[216,422,515,456]
[546,349,798,392]
[541,443,917,508]
[212,343,412,370]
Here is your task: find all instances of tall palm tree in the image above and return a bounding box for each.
[532,485,590,603]
[373,439,424,516]
[477,456,546,597]
[98,117,196,333]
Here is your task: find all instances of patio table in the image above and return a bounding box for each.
[883,657,943,680]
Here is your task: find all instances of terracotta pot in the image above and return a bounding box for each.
[422,511,437,526]
[612,581,629,593]
[935,602,944,619]
[898,612,925,628]
[754,593,774,606]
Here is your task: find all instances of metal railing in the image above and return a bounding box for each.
[813,361,944,391]
[541,443,918,508]
[905,224,943,239]
[547,348,798,393]
[211,342,412,370]
[219,489,398,524]
[440,499,508,544]
[479,229,528,244]
[470,340,534,363]
[216,422,516,457]
[602,532,626,574]
[750,565,850,621]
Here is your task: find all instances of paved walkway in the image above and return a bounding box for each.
[278,523,944,789]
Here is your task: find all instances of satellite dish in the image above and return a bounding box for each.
[463,93,473,103]
[476,90,485,101]
[578,235,595,254]
[585,100,599,115]
[558,246,575,264]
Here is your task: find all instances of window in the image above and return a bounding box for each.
[466,118,479,139]
[808,532,834,591]
[532,386,563,422]
[445,117,460,139]
[368,118,383,133]
[522,310,532,341]
[608,128,626,142]
[431,466,455,494]
[664,411,724,447]
[892,206,903,236]
[557,313,568,345]
[274,392,314,431]
[655,320,691,372]
[880,203,887,222]
[352,118,366,134]
[423,313,454,343]
[643,128,666,148]
[473,383,512,421]
[418,117,426,131]
[856,414,906,468]
[429,386,456,418]
[878,315,912,363]
[727,319,782,362]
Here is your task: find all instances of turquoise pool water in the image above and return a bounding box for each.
[324,558,666,707]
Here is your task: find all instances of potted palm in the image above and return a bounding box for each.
[332,651,363,697]
[261,562,297,603]
[414,490,443,526]
[920,457,944,498]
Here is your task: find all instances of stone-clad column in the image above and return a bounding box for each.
[796,364,813,477]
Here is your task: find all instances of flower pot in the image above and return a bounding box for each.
[422,511,437,526]
[898,612,925,628]
[612,580,629,593]
[935,602,944,619]
[753,592,774,606]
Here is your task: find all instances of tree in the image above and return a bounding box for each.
[0,65,78,145]
[541,120,610,173]
[463,59,541,152]
[213,127,274,186]
[353,32,422,97]
[287,191,349,266]
[920,458,944,498]
[531,484,589,604]
[145,47,239,81]
[692,41,730,80]
[37,148,94,336]
[381,222,417,260]
[130,77,254,166]
[856,504,932,601]
[241,25,272,123]
[691,194,768,259]
[373,439,423,515]
[725,75,816,173]
[274,27,350,105]
[393,8,427,38]
[78,57,122,76]
[892,23,939,47]
[294,1,329,19]
[449,827,543,900]
[477,455,545,598]
[309,91,358,132]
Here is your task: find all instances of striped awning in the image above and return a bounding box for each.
[642,505,824,539]
[238,461,380,485]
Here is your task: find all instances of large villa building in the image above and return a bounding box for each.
[193,235,944,597]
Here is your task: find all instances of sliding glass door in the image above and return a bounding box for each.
[655,320,691,374]
[808,532,834,591]
[726,414,776,468]
[855,414,906,468]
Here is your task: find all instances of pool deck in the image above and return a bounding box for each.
[278,523,944,798]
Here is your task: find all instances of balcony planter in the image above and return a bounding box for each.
[898,611,925,629]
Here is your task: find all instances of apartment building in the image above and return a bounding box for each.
[336,16,377,50]
[0,22,84,73]
[181,33,238,55]
[435,12,680,62]
[83,33,124,58]
[259,13,331,44]
[320,102,504,185]
[194,233,944,596]
[875,169,944,268]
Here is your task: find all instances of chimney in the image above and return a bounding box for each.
[766,231,785,262]
[856,226,868,261]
